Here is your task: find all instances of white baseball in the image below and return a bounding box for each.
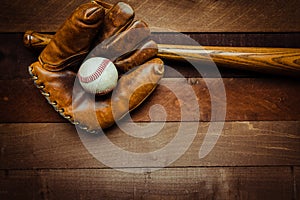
[78,57,118,95]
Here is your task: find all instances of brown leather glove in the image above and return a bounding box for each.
[25,1,164,133]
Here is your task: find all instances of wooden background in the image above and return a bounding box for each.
[0,0,300,199]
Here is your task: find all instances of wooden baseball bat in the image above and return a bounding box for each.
[23,31,300,76]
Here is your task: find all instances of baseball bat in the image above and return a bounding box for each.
[23,31,300,76]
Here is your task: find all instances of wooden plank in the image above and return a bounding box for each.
[1,0,300,32]
[133,78,300,122]
[296,167,300,200]
[0,33,37,80]
[1,78,300,123]
[0,167,294,199]
[0,122,299,169]
[0,79,64,123]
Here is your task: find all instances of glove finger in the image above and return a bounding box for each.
[94,1,134,44]
[112,58,164,119]
[115,40,158,72]
[90,20,150,62]
[39,2,105,71]
[73,58,164,132]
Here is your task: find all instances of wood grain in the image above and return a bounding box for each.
[0,79,63,123]
[0,167,294,199]
[1,78,300,123]
[0,33,38,80]
[296,167,300,200]
[1,0,300,32]
[1,122,299,169]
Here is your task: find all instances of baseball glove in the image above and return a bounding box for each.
[24,0,164,133]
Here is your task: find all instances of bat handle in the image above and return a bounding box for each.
[23,30,53,50]
[157,44,300,77]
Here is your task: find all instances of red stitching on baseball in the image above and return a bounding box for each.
[78,59,110,83]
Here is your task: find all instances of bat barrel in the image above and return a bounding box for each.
[157,44,300,77]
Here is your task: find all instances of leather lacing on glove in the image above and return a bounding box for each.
[28,66,74,121]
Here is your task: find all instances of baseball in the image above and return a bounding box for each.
[78,57,118,95]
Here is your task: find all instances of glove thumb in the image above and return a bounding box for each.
[39,2,105,71]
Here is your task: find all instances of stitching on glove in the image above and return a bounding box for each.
[28,64,108,134]
[28,66,73,122]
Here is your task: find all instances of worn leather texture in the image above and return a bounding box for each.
[39,2,105,71]
[26,1,164,133]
